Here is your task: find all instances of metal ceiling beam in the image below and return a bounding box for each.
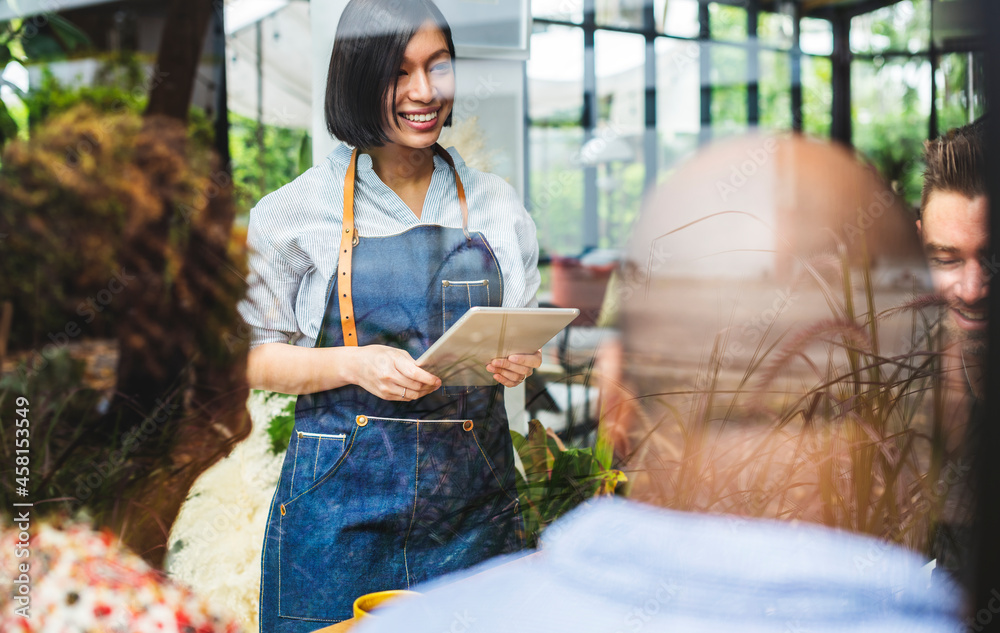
[757,0,904,20]
[0,0,115,22]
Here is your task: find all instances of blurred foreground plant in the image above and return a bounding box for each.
[0,104,249,566]
[512,419,626,547]
[621,243,961,558]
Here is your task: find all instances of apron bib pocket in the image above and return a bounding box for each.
[441,278,493,332]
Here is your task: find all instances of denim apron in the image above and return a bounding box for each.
[259,146,523,632]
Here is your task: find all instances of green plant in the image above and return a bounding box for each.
[511,419,626,547]
[0,13,91,146]
[228,111,311,213]
[262,391,297,454]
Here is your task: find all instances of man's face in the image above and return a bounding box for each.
[918,191,990,357]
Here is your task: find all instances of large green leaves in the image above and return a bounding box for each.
[0,99,17,145]
[511,419,626,547]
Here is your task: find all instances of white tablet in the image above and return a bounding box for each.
[417,307,580,386]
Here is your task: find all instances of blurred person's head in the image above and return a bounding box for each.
[598,134,952,549]
[918,122,989,359]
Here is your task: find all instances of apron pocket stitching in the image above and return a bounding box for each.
[402,423,420,588]
[288,434,300,500]
[283,426,359,507]
[469,427,517,504]
[313,436,346,481]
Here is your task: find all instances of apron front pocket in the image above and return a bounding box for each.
[441,279,492,333]
[287,429,347,500]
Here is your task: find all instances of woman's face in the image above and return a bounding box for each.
[383,22,455,151]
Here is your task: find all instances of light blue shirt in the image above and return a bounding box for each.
[354,498,963,633]
[239,143,540,348]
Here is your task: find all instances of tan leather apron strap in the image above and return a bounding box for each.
[433,143,471,239]
[338,145,470,346]
[338,149,360,346]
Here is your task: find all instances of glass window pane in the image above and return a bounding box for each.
[656,0,699,38]
[656,38,700,178]
[595,30,645,131]
[709,43,748,137]
[852,57,932,207]
[532,0,583,24]
[802,55,832,137]
[529,127,585,255]
[759,50,791,130]
[710,3,746,42]
[529,25,584,256]
[529,24,584,124]
[800,17,833,56]
[937,52,986,133]
[758,10,793,50]
[597,0,645,29]
[594,30,645,249]
[850,0,929,55]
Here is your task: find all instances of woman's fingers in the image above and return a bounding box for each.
[486,350,542,386]
[356,345,441,400]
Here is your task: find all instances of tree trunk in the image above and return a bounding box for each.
[106,0,250,567]
[145,0,215,121]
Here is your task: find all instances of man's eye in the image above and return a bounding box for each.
[931,258,958,267]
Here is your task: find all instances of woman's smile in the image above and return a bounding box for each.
[399,107,441,130]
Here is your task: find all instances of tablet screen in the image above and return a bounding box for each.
[416,307,579,386]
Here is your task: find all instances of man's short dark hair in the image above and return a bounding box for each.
[919,120,986,219]
[325,0,455,149]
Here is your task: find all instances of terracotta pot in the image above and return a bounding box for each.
[550,255,615,327]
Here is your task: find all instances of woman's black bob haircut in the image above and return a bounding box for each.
[325,0,455,149]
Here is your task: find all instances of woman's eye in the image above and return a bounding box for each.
[432,62,452,73]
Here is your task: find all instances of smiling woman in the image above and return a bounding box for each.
[241,0,541,630]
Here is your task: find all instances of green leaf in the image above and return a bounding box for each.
[266,398,297,454]
[298,132,312,173]
[510,429,527,453]
[21,33,62,60]
[0,99,19,146]
[0,44,12,67]
[520,419,554,486]
[47,14,90,51]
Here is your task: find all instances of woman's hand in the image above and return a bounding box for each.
[486,350,542,388]
[351,345,442,401]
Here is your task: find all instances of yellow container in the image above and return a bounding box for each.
[352,590,419,620]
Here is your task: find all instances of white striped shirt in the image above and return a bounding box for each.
[239,143,540,349]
